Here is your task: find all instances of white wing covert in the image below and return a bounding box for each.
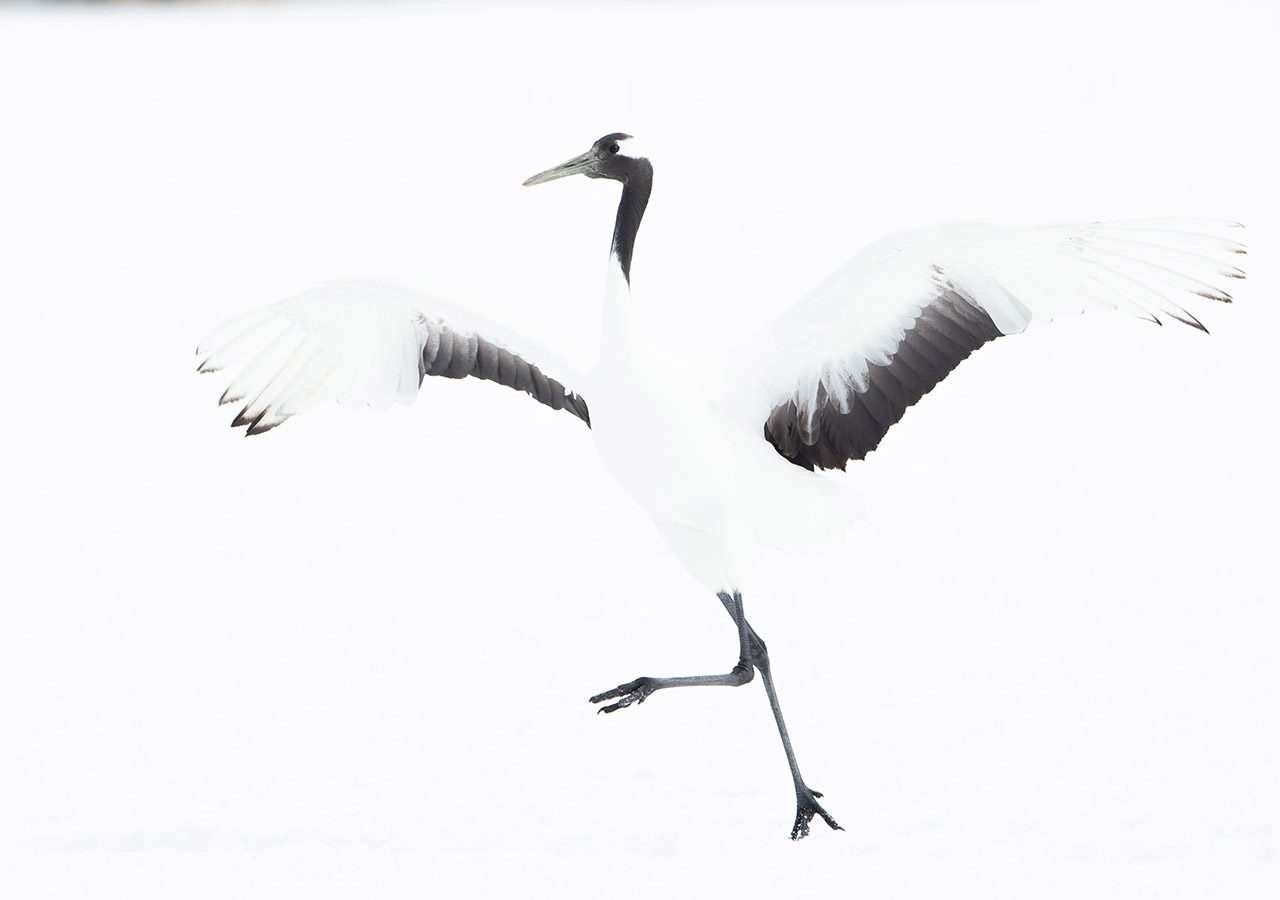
[735,219,1246,471]
[196,280,590,435]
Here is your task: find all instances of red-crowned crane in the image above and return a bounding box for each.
[197,133,1245,838]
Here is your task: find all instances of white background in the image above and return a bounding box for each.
[1,1,1276,897]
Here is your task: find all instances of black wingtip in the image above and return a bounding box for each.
[243,409,278,436]
[1169,310,1210,333]
[1196,290,1233,304]
[245,417,281,436]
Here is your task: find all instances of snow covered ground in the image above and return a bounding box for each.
[1,1,1276,897]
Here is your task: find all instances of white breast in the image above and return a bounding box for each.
[589,343,729,532]
[586,255,863,591]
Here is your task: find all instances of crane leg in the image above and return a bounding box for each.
[589,590,755,712]
[714,591,842,840]
[589,590,842,840]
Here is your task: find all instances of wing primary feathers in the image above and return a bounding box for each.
[1089,235,1246,280]
[1074,241,1235,302]
[198,281,591,435]
[748,219,1242,473]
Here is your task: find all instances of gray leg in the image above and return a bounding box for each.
[591,589,841,840]
[715,592,842,840]
[589,591,754,713]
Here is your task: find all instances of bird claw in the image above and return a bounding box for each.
[791,785,842,840]
[589,677,657,714]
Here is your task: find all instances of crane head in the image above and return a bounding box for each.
[522,133,642,187]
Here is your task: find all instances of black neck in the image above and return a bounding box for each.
[610,157,652,284]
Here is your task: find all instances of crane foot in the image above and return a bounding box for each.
[589,677,657,714]
[792,785,843,840]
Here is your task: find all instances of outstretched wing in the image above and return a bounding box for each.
[196,280,590,435]
[733,219,1245,471]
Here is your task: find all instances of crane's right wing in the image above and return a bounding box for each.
[196,280,590,435]
[726,219,1245,471]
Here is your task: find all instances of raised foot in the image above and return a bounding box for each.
[791,785,843,840]
[590,677,657,714]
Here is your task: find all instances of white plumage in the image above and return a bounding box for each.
[736,219,1243,438]
[194,133,1245,839]
[197,279,587,436]
[195,217,1245,590]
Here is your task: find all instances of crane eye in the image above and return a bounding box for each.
[609,142,620,154]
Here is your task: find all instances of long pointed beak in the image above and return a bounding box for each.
[522,150,595,187]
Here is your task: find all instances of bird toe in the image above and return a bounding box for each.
[589,676,656,713]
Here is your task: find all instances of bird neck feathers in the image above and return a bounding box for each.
[598,156,652,365]
[610,157,652,285]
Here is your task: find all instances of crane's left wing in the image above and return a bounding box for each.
[729,219,1245,471]
[196,280,590,435]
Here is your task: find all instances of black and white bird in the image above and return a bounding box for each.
[196,132,1245,839]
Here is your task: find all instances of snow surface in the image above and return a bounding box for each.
[1,1,1277,897]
